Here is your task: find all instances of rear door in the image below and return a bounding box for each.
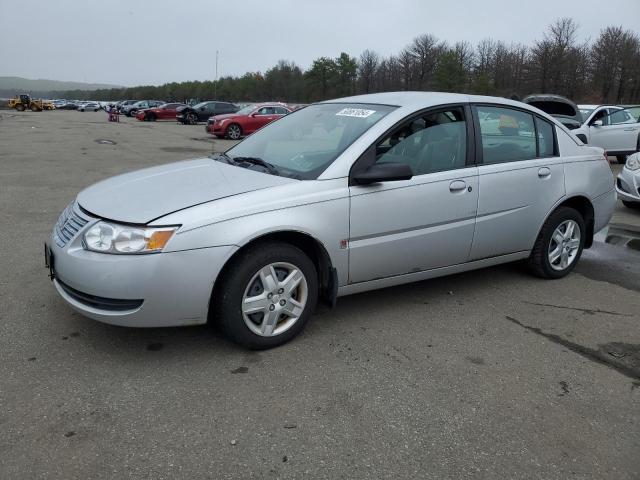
[348,105,479,283]
[469,105,565,260]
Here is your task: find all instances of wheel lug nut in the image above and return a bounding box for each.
[267,293,273,299]
[279,300,286,306]
[269,304,275,311]
[278,288,284,294]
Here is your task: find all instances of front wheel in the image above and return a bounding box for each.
[15,104,25,111]
[187,113,198,125]
[528,207,585,279]
[226,123,242,140]
[214,242,318,349]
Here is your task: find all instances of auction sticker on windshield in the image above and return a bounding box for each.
[336,108,376,118]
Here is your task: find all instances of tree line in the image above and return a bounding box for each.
[61,19,640,105]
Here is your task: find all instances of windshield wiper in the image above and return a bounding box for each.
[232,156,280,176]
[209,152,234,165]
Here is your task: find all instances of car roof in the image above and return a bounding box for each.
[322,91,535,111]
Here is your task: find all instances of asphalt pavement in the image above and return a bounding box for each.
[1,109,639,479]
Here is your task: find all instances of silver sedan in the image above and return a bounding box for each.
[616,153,640,209]
[46,92,616,348]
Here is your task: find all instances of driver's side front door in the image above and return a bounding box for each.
[348,106,478,284]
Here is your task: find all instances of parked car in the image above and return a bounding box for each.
[616,152,640,209]
[135,102,186,121]
[116,100,137,113]
[55,101,79,110]
[45,92,616,349]
[522,94,583,130]
[122,100,163,117]
[572,107,640,163]
[206,103,292,139]
[176,101,238,125]
[78,102,101,112]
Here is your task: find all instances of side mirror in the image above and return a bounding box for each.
[592,119,604,127]
[352,163,413,185]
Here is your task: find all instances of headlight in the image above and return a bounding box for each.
[83,222,178,254]
[626,154,640,171]
[219,119,227,126]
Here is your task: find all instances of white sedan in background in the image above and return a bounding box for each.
[574,106,640,163]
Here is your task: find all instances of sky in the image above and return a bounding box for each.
[1,0,639,87]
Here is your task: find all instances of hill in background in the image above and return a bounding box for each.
[0,76,122,98]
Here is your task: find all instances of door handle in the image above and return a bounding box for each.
[623,127,637,131]
[538,167,551,178]
[449,180,467,192]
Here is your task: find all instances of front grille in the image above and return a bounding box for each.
[53,203,89,248]
[57,280,143,311]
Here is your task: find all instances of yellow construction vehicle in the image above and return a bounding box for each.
[8,94,53,111]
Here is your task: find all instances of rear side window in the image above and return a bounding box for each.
[536,117,556,157]
[476,106,536,164]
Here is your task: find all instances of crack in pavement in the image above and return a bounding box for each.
[505,315,640,382]
[523,301,632,317]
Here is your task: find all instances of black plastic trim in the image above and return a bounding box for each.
[57,280,143,311]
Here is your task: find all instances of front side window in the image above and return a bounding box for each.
[608,108,636,125]
[477,106,536,164]
[274,106,289,115]
[224,103,395,180]
[374,108,467,175]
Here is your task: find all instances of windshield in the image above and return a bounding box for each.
[579,108,594,121]
[236,105,255,115]
[224,103,395,180]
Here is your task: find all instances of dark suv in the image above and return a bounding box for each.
[176,101,238,125]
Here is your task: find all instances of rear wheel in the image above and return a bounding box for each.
[30,104,39,112]
[15,104,25,111]
[528,207,585,279]
[226,123,242,140]
[214,242,318,349]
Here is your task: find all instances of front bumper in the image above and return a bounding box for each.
[47,206,237,327]
[616,168,640,203]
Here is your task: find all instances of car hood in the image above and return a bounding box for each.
[209,113,241,122]
[77,158,295,224]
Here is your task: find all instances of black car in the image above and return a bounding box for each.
[56,101,79,110]
[176,101,238,125]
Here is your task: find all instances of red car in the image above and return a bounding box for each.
[136,102,186,121]
[206,103,292,139]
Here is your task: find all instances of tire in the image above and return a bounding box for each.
[616,155,627,164]
[214,242,318,349]
[622,200,640,210]
[528,207,585,279]
[146,112,156,121]
[15,104,25,111]
[226,123,242,140]
[187,113,198,125]
[30,104,39,112]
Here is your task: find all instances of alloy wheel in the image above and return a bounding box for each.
[548,219,581,271]
[241,262,308,337]
[227,124,241,139]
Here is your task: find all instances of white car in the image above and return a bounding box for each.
[574,106,640,163]
[78,102,101,112]
[616,152,640,209]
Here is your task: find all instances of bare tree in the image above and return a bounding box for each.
[358,49,380,94]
